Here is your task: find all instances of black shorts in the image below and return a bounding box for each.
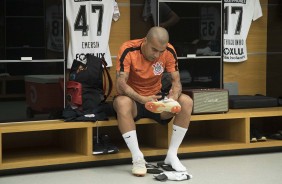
[134,101,173,125]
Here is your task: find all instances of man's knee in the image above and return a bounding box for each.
[113,96,134,113]
[179,94,193,111]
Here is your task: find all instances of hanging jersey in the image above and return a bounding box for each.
[143,1,173,26]
[223,0,262,62]
[143,0,157,24]
[46,4,64,52]
[116,38,178,96]
[66,0,120,68]
[200,5,221,41]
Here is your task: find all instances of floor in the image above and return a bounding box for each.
[0,152,281,184]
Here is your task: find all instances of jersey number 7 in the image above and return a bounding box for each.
[224,6,243,35]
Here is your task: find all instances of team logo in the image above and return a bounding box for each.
[152,62,164,75]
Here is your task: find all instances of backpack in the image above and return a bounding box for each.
[64,54,113,121]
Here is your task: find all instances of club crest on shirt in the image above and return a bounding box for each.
[152,62,164,75]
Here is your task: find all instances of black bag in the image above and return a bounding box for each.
[229,94,279,109]
[64,54,113,121]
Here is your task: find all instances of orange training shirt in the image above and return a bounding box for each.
[116,38,178,96]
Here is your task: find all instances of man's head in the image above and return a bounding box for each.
[142,26,169,61]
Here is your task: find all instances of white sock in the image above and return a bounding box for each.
[165,125,187,171]
[122,130,144,161]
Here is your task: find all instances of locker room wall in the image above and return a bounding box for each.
[108,0,130,99]
[106,0,268,99]
[223,0,268,95]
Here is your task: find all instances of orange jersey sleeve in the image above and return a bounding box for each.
[116,39,178,96]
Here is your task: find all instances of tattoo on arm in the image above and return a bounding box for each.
[116,71,144,103]
[170,71,182,99]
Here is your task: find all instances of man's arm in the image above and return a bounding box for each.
[116,71,162,104]
[116,71,153,104]
[159,10,180,28]
[169,71,182,100]
[159,3,180,29]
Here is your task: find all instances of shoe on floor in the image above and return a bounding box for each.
[146,163,163,174]
[132,157,147,177]
[157,162,176,171]
[145,98,181,114]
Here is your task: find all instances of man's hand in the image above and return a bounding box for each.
[141,95,162,104]
[117,71,162,104]
[168,89,179,101]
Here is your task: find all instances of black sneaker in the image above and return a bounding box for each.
[99,134,119,154]
[93,136,107,155]
[250,130,257,143]
[268,130,282,140]
[253,129,267,142]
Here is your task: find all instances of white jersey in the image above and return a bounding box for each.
[200,6,220,41]
[66,0,120,68]
[46,4,64,52]
[223,0,262,62]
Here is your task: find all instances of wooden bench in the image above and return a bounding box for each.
[1,107,282,171]
[0,118,166,170]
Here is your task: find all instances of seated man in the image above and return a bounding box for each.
[113,26,193,176]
